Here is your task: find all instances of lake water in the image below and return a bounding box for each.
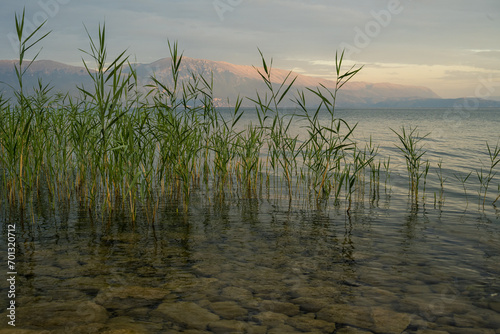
[1,108,500,333]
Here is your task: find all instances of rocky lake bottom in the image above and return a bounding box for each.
[1,195,499,334]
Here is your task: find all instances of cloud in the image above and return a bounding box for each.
[467,49,500,59]
[0,0,498,98]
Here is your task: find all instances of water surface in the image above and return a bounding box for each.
[1,108,499,333]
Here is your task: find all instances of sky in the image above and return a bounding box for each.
[0,0,499,98]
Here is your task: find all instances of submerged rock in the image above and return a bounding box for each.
[414,330,450,334]
[291,297,332,313]
[359,286,400,305]
[335,326,374,334]
[489,301,500,313]
[208,301,248,319]
[259,300,300,316]
[267,324,302,333]
[317,304,410,334]
[100,329,148,334]
[58,323,108,334]
[251,311,289,327]
[286,313,336,333]
[317,304,372,330]
[60,276,107,294]
[94,286,169,309]
[0,330,52,334]
[220,286,253,302]
[435,328,497,334]
[208,319,248,333]
[290,286,340,299]
[371,307,411,334]
[245,324,268,334]
[17,300,108,328]
[154,301,220,330]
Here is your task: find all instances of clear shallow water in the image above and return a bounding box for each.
[1,108,500,333]
[234,107,500,211]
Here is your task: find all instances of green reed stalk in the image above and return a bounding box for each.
[247,49,298,201]
[2,11,389,219]
[236,123,263,195]
[454,171,472,205]
[391,126,429,203]
[360,138,379,198]
[0,9,50,208]
[435,159,446,204]
[147,41,211,208]
[421,160,430,202]
[210,105,242,198]
[494,187,500,205]
[78,22,134,209]
[13,8,51,106]
[476,141,500,208]
[383,157,391,191]
[295,51,361,204]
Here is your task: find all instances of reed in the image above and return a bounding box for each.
[0,9,50,208]
[294,51,361,204]
[235,123,263,195]
[476,141,500,208]
[247,50,298,201]
[4,10,500,223]
[454,171,472,206]
[494,186,500,205]
[391,126,429,203]
[383,157,391,191]
[435,159,446,205]
[0,12,373,216]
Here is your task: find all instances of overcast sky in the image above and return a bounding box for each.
[1,0,499,98]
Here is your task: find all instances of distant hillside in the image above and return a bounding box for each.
[373,97,500,109]
[0,59,92,98]
[3,57,486,109]
[131,57,440,107]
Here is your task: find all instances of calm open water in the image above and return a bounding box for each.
[1,108,499,333]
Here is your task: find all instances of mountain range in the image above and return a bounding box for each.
[1,58,499,108]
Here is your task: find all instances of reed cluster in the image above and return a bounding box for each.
[1,12,499,222]
[0,13,377,220]
[390,126,429,203]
